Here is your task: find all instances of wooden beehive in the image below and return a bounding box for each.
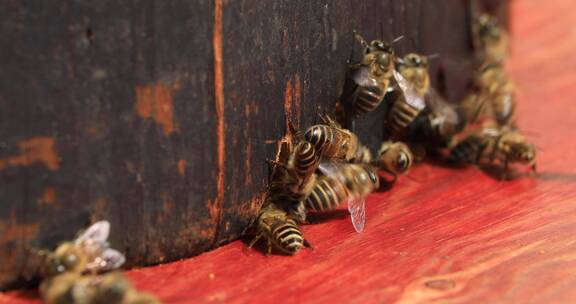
[0,0,507,290]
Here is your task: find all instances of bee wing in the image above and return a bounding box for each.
[318,160,344,177]
[392,70,426,110]
[86,248,126,273]
[352,66,380,89]
[425,88,462,127]
[348,196,366,233]
[75,221,110,245]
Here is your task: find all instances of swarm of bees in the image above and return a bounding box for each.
[250,13,536,255]
[36,221,160,304]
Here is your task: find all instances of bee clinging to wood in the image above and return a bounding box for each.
[41,221,125,277]
[396,53,464,147]
[250,203,311,255]
[40,272,159,304]
[466,62,516,127]
[341,31,401,116]
[304,114,368,162]
[305,163,380,232]
[472,13,509,63]
[374,141,414,180]
[267,137,320,224]
[384,56,427,139]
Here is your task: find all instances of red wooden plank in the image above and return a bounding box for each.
[3,0,576,303]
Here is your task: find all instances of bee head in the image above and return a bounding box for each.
[368,40,393,54]
[47,243,83,275]
[403,53,428,68]
[512,143,536,163]
[477,15,501,40]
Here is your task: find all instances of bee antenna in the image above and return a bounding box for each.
[353,30,369,50]
[392,35,404,45]
[427,53,440,60]
[379,22,384,40]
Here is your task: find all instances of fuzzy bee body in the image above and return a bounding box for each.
[40,272,159,304]
[472,14,509,63]
[387,97,423,137]
[252,204,308,255]
[42,221,125,277]
[448,135,486,165]
[304,117,360,161]
[342,33,397,117]
[305,163,379,212]
[305,175,348,212]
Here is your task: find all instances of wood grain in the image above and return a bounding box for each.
[3,0,575,302]
[0,0,504,292]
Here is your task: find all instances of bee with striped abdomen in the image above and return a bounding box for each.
[305,163,379,232]
[472,13,509,63]
[304,114,366,162]
[462,63,516,126]
[41,221,125,277]
[250,203,311,255]
[447,134,487,165]
[374,141,413,180]
[341,32,401,116]
[385,61,427,139]
[267,138,320,224]
[396,53,464,147]
[449,128,537,179]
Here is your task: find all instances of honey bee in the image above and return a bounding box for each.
[250,203,311,255]
[341,32,398,116]
[267,138,320,224]
[385,59,427,139]
[374,141,413,180]
[447,134,486,165]
[42,221,125,277]
[350,144,372,164]
[304,114,368,162]
[396,53,464,146]
[449,128,537,178]
[305,163,380,232]
[40,272,159,304]
[472,13,509,63]
[474,62,516,127]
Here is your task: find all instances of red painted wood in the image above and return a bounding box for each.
[2,0,576,303]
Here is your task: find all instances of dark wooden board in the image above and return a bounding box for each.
[0,0,506,289]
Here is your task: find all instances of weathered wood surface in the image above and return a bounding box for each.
[0,0,504,289]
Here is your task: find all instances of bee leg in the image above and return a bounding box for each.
[248,233,263,249]
[266,239,273,256]
[501,158,509,180]
[287,119,304,141]
[531,163,538,176]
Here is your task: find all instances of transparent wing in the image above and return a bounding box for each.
[348,196,366,233]
[85,248,126,273]
[75,221,110,245]
[425,88,460,126]
[352,66,380,89]
[318,160,347,181]
[392,70,426,110]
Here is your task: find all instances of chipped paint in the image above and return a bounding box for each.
[0,137,60,171]
[283,74,302,131]
[211,0,226,246]
[135,82,177,135]
[0,210,40,245]
[177,159,187,177]
[38,187,57,207]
